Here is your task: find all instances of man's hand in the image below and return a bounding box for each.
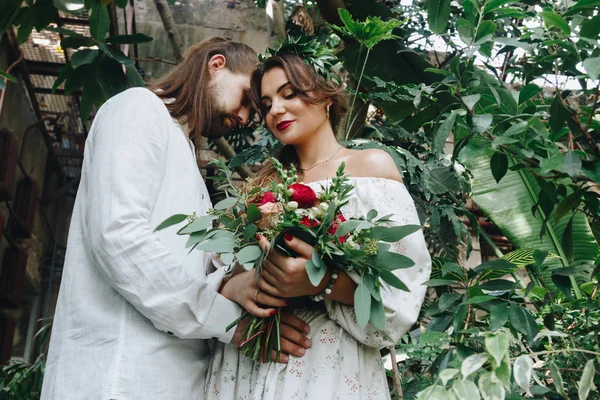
[257,235,329,298]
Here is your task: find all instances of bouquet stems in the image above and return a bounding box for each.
[227,309,282,362]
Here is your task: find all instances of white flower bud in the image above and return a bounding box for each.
[287,189,295,196]
[346,237,360,250]
[277,183,285,190]
[310,206,321,218]
[285,201,298,211]
[319,203,329,213]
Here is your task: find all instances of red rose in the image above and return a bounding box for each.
[299,215,320,228]
[327,213,347,243]
[289,183,317,208]
[259,191,276,205]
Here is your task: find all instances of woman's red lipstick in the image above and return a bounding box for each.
[276,120,294,131]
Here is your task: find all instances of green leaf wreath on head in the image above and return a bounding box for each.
[259,34,342,85]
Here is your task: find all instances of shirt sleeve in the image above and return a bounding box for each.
[324,179,431,348]
[83,88,241,343]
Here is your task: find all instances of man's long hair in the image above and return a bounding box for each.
[151,37,257,145]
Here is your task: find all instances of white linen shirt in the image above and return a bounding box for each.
[41,88,242,400]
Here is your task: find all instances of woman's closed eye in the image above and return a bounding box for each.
[282,88,297,100]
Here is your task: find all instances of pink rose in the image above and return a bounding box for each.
[256,202,283,230]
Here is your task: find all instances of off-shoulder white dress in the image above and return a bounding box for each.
[205,177,432,400]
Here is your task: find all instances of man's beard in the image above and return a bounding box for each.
[203,85,234,139]
[206,111,234,139]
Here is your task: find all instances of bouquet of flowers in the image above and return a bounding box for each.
[156,158,420,361]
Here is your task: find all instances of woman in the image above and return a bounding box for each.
[206,54,431,400]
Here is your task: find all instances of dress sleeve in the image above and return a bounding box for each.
[84,88,241,343]
[324,179,431,347]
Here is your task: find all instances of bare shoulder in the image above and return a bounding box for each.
[347,148,403,183]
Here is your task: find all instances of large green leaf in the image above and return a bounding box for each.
[427,0,452,34]
[329,1,449,127]
[460,140,598,291]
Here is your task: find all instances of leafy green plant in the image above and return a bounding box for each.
[329,8,404,139]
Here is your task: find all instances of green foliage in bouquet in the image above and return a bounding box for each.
[156,158,422,360]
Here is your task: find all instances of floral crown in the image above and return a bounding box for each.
[258,35,342,85]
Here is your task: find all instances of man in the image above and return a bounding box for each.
[41,37,310,400]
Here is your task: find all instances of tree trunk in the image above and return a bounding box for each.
[266,0,286,47]
[152,0,252,179]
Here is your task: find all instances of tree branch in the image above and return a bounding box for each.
[153,0,184,63]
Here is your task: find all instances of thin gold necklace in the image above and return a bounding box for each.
[299,145,343,172]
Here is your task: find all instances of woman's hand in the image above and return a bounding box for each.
[256,235,329,298]
[257,235,357,305]
[220,269,288,318]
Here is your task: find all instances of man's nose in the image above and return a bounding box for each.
[236,106,250,125]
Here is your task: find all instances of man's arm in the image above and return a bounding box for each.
[84,89,241,342]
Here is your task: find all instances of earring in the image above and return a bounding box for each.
[326,104,330,119]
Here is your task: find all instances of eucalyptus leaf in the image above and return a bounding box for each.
[379,269,409,291]
[220,252,235,266]
[155,214,187,231]
[478,372,505,400]
[178,215,217,234]
[370,225,421,242]
[363,274,382,301]
[214,196,238,210]
[237,245,262,265]
[196,237,235,253]
[243,224,258,240]
[372,248,415,270]
[369,298,386,330]
[354,281,372,328]
[306,250,327,286]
